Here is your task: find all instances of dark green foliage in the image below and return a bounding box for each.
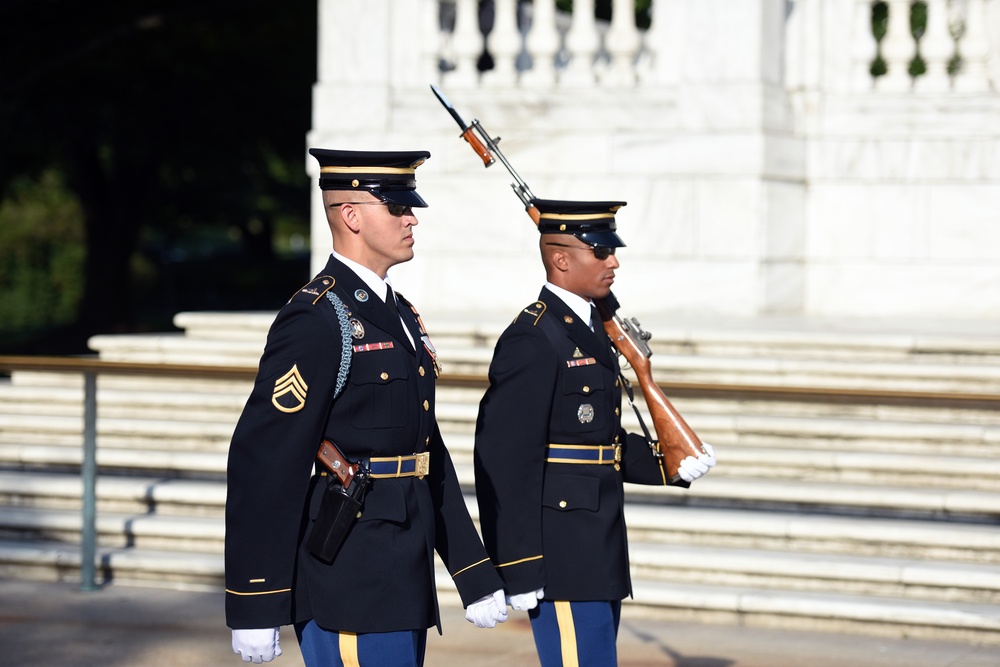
[0,0,315,353]
[0,171,85,333]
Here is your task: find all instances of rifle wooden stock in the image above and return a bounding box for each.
[596,300,706,483]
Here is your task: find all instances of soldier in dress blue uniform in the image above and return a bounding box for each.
[473,199,717,667]
[226,148,507,666]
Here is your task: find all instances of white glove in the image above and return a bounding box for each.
[677,443,717,483]
[465,589,508,628]
[506,587,544,611]
[232,628,282,663]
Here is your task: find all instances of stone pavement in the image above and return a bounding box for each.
[0,579,997,667]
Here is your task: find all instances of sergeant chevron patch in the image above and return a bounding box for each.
[272,364,308,413]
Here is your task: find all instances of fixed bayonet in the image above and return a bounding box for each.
[430,84,539,217]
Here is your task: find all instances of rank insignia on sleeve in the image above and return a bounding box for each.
[272,364,308,413]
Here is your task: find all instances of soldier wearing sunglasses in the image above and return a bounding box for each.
[473,199,715,667]
[226,149,507,666]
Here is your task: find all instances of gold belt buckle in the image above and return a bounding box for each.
[415,452,430,479]
[613,444,622,471]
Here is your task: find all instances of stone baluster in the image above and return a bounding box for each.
[450,0,484,85]
[852,0,880,89]
[562,0,599,85]
[878,0,915,91]
[483,0,522,85]
[603,0,641,85]
[523,0,560,86]
[638,0,681,85]
[422,0,444,83]
[915,0,955,91]
[954,0,992,91]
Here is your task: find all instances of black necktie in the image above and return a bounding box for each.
[385,284,399,319]
[590,304,600,332]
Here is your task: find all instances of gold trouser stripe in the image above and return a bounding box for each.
[554,600,580,667]
[339,631,360,667]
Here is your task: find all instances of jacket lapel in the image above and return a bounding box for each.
[540,288,616,370]
[326,257,415,354]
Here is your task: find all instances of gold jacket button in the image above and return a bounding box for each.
[559,500,567,509]
[615,407,620,416]
[583,385,590,393]
[418,366,425,376]
[380,372,389,380]
[423,400,429,411]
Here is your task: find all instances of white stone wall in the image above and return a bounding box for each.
[308,0,1000,322]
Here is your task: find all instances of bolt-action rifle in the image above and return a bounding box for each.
[431,84,707,483]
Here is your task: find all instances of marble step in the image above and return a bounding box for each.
[2,540,999,646]
[626,543,1000,604]
[0,514,1000,605]
[79,322,1000,393]
[2,473,997,564]
[169,311,1000,365]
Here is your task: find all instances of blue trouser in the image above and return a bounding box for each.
[528,599,621,667]
[294,619,427,667]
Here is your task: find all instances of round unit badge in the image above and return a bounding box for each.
[354,289,369,302]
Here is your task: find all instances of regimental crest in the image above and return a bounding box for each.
[349,318,365,339]
[272,364,308,413]
[354,289,369,302]
[577,403,595,423]
[573,347,583,358]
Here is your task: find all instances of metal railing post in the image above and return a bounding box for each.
[80,370,98,592]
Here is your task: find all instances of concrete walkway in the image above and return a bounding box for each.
[0,579,996,667]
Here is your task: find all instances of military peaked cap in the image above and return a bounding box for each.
[532,198,627,248]
[308,148,431,208]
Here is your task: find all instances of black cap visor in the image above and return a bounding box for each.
[576,230,626,248]
[375,187,428,209]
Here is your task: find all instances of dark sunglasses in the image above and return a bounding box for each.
[329,201,410,217]
[545,242,616,260]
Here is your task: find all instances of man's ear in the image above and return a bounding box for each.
[550,249,570,273]
[337,203,363,233]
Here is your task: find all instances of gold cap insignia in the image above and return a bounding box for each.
[272,364,308,413]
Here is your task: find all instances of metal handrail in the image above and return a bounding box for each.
[2,354,998,592]
[0,355,256,591]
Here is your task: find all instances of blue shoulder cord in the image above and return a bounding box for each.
[325,290,353,400]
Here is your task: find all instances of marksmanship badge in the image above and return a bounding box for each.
[349,318,365,339]
[577,403,595,423]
